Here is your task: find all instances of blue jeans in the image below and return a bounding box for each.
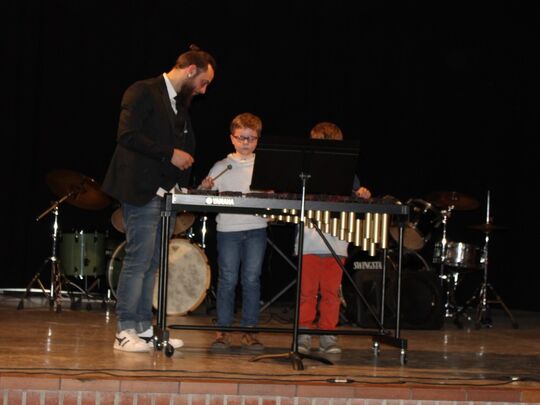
[115,197,176,332]
[216,228,267,328]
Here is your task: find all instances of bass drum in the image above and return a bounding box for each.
[107,238,211,315]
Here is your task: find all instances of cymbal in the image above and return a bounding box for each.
[425,191,480,210]
[46,169,111,210]
[469,223,507,233]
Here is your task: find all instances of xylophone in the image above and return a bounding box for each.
[155,190,410,364]
[171,189,409,254]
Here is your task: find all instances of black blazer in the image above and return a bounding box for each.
[102,75,195,206]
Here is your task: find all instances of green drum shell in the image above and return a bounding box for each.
[59,231,106,277]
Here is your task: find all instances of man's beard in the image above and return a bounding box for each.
[176,80,195,109]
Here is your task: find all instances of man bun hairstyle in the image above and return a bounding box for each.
[176,43,216,73]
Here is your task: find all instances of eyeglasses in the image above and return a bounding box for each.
[231,134,259,143]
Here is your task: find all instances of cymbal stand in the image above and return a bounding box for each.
[456,191,518,329]
[437,206,460,319]
[18,197,69,311]
[18,192,87,311]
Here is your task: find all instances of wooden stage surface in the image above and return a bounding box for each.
[0,292,539,404]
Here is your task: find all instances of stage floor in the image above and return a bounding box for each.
[0,292,539,403]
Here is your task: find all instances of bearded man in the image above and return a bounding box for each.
[102,45,216,352]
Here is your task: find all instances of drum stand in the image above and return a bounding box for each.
[18,197,82,312]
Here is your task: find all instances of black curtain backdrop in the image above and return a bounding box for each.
[3,1,539,310]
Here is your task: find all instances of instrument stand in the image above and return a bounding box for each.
[455,191,518,329]
[455,231,518,329]
[251,173,332,370]
[259,237,298,314]
[154,194,176,356]
[18,199,79,312]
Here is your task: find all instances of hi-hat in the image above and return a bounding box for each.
[46,169,111,210]
[426,191,480,210]
[469,223,507,233]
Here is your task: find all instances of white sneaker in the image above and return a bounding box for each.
[297,334,311,354]
[138,327,184,349]
[319,335,342,354]
[114,329,151,352]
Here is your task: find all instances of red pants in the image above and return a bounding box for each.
[299,254,344,331]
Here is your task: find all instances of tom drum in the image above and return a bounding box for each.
[389,198,442,251]
[60,231,106,277]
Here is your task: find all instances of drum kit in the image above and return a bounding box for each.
[387,190,516,328]
[22,169,515,328]
[19,169,211,315]
[19,170,112,311]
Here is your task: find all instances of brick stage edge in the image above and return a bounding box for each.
[0,293,539,404]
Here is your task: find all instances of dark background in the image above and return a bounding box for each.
[3,1,539,310]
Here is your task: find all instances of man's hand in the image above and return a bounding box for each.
[171,149,194,170]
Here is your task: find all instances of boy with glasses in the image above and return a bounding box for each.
[199,113,267,351]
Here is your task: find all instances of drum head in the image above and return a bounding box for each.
[389,199,442,251]
[389,226,425,251]
[153,238,211,315]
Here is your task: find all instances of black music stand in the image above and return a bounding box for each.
[249,136,360,369]
[250,136,360,195]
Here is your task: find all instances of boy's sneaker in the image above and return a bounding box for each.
[297,334,311,354]
[211,332,231,350]
[138,327,184,349]
[114,329,151,352]
[241,332,264,351]
[319,335,341,354]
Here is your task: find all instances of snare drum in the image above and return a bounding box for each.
[60,231,106,277]
[433,241,480,269]
[107,238,211,315]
